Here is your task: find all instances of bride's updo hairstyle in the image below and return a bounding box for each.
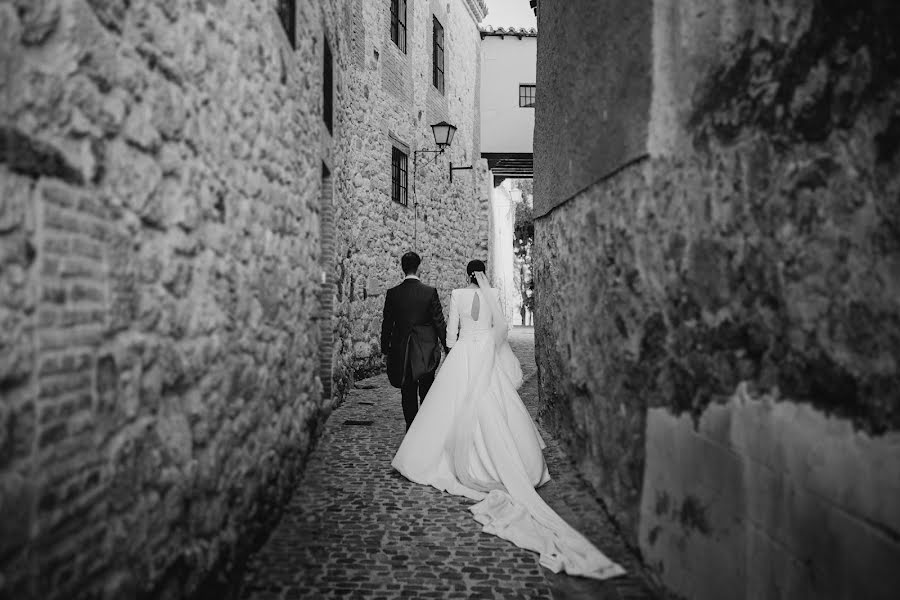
[466,259,486,285]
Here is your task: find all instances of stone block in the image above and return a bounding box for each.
[69,282,104,303]
[43,236,70,256]
[123,102,161,151]
[104,139,162,214]
[0,473,35,558]
[151,82,187,140]
[0,173,30,233]
[0,313,34,386]
[85,0,128,33]
[25,129,99,184]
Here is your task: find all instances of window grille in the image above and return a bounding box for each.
[391,147,408,206]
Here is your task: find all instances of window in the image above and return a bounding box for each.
[390,0,407,53]
[519,84,535,108]
[432,17,445,94]
[391,147,408,206]
[323,37,333,133]
[276,0,296,49]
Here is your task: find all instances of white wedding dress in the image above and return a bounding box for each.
[391,279,626,580]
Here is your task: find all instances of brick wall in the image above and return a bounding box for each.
[381,0,413,106]
[318,169,336,401]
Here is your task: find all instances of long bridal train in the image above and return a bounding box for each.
[391,274,625,580]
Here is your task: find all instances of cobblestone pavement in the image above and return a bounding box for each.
[237,328,662,600]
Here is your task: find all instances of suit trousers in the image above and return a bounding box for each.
[401,366,436,430]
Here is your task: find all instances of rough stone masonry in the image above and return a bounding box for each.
[329,0,491,392]
[533,0,900,599]
[0,0,334,597]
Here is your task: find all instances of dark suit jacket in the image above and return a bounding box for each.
[381,278,448,388]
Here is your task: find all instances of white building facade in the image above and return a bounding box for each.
[479,27,537,155]
[479,26,536,326]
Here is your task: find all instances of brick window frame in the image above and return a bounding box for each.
[318,163,335,399]
[390,0,407,53]
[432,17,445,94]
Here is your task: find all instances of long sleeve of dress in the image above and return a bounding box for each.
[446,290,459,348]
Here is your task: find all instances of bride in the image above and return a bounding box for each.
[391,260,625,580]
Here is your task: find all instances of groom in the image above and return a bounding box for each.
[381,251,449,430]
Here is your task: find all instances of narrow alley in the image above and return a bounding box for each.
[2,0,898,598]
[236,329,658,600]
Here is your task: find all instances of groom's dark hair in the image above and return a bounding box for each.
[401,251,421,275]
[466,259,486,284]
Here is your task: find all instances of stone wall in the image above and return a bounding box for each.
[531,0,651,217]
[0,0,339,597]
[534,1,900,598]
[331,0,490,391]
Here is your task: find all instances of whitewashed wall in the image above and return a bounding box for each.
[480,35,536,154]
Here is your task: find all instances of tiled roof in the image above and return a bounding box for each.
[478,25,537,38]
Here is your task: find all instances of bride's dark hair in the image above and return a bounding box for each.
[466,259,486,284]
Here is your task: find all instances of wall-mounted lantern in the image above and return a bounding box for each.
[431,121,457,150]
[416,121,473,181]
[411,121,474,248]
